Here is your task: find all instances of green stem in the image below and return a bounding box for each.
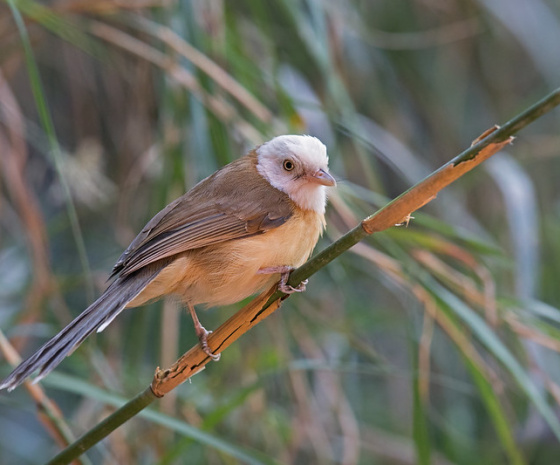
[46,387,158,465]
[287,87,560,289]
[46,86,560,465]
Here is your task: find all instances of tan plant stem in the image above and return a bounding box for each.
[46,87,560,465]
[0,330,89,465]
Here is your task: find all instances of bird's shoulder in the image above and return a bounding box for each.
[112,152,295,276]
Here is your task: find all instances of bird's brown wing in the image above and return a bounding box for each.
[112,154,294,277]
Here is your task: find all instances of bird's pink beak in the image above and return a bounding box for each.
[310,169,336,187]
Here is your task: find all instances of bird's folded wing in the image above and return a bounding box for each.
[112,163,294,277]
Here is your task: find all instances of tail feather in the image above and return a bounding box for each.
[0,267,162,392]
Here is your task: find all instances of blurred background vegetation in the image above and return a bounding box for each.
[1,0,560,464]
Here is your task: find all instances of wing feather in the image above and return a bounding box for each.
[112,153,294,277]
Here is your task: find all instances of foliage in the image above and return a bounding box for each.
[1,1,560,464]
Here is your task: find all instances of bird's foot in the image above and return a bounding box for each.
[189,303,220,361]
[195,326,221,361]
[258,266,308,294]
[279,274,308,294]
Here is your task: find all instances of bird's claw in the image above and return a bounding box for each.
[195,326,221,361]
[279,274,308,294]
[257,265,308,294]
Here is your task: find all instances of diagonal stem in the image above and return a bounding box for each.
[45,87,560,465]
[47,388,157,465]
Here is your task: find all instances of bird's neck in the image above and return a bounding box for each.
[287,184,327,214]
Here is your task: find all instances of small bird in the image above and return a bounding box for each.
[0,135,335,391]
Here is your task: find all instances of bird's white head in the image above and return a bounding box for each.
[256,135,336,214]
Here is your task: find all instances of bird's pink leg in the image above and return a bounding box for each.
[258,266,308,294]
[187,303,220,361]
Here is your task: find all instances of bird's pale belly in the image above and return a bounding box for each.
[127,209,324,308]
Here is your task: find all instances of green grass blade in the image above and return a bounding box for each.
[462,351,526,465]
[43,373,278,465]
[411,339,431,465]
[426,278,560,440]
[7,0,94,300]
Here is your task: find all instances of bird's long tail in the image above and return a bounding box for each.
[0,266,163,392]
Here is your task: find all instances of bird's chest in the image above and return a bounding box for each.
[186,208,325,306]
[237,208,324,270]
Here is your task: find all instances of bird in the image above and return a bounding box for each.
[0,135,336,391]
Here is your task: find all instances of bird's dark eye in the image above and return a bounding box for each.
[283,159,295,171]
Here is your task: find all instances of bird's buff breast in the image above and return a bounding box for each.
[130,208,325,308]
